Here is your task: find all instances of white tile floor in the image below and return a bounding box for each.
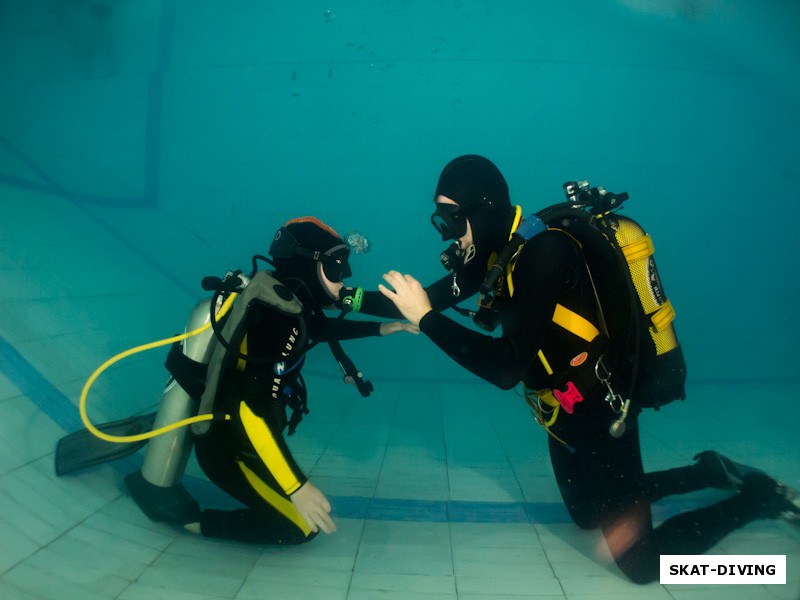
[1,190,799,599]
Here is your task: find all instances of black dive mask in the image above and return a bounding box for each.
[270,228,352,282]
[317,244,352,282]
[431,203,468,242]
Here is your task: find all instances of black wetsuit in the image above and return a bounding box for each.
[194,282,382,544]
[361,231,767,584]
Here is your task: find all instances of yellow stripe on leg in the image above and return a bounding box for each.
[236,460,312,537]
[239,401,302,495]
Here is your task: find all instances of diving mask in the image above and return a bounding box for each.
[431,203,468,242]
[270,228,352,282]
[317,244,352,282]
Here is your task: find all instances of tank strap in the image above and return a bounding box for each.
[236,334,248,372]
[620,235,654,262]
[165,342,207,400]
[650,299,675,332]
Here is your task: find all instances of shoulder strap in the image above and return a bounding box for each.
[192,271,306,435]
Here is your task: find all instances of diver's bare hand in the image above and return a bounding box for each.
[290,481,336,534]
[378,271,433,326]
[379,321,421,336]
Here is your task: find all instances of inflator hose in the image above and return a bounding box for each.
[79,293,239,444]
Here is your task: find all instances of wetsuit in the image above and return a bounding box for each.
[362,230,768,583]
[194,282,382,544]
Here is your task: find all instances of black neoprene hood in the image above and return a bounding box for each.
[434,155,516,260]
[271,218,347,306]
[435,154,511,211]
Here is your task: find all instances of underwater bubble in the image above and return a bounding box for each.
[345,231,370,254]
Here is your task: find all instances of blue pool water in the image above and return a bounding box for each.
[1,2,798,598]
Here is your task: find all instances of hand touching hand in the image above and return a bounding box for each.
[290,481,336,534]
[379,321,421,336]
[378,271,433,327]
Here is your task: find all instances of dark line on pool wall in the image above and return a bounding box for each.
[144,0,176,208]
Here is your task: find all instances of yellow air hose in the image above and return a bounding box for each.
[79,292,239,444]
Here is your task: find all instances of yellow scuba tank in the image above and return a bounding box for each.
[612,215,679,358]
[557,183,686,408]
[602,210,685,407]
[479,181,686,411]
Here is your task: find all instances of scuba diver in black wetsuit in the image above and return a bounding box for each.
[127,217,417,544]
[362,155,799,584]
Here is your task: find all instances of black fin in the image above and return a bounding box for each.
[54,412,157,476]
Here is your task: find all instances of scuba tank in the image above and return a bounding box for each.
[140,298,219,487]
[476,181,686,410]
[126,271,254,523]
[125,297,218,524]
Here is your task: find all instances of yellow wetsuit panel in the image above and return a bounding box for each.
[238,401,302,495]
[236,460,312,537]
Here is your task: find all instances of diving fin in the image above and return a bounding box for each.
[779,486,800,530]
[694,450,755,490]
[55,412,157,476]
[694,450,800,530]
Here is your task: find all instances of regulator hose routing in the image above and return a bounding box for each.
[78,292,239,444]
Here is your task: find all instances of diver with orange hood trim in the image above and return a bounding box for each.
[57,216,417,544]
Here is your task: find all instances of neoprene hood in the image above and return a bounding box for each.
[434,155,517,263]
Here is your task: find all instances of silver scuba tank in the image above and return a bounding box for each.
[139,298,217,487]
[125,297,221,524]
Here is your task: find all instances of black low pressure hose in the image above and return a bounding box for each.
[480,231,528,296]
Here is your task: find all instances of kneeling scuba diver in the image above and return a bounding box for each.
[366,155,685,439]
[369,155,800,583]
[56,217,416,542]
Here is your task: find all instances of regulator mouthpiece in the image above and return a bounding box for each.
[439,242,476,274]
[336,287,364,312]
